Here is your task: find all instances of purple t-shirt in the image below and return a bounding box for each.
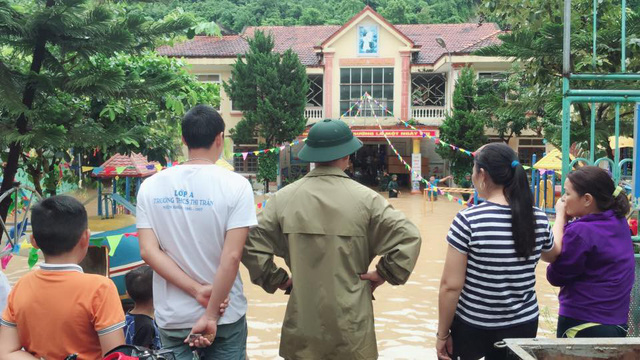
[547,210,634,325]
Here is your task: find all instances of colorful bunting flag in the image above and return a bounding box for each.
[28,248,39,269]
[82,166,94,173]
[1,254,12,270]
[107,235,122,256]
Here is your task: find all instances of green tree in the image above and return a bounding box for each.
[475,66,543,143]
[380,0,412,24]
[477,0,640,159]
[299,8,325,25]
[0,0,196,221]
[436,67,487,182]
[224,30,309,192]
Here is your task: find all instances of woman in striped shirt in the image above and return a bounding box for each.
[436,143,561,360]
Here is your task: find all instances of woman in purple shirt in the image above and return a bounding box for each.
[548,166,634,338]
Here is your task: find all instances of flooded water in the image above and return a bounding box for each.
[3,191,560,359]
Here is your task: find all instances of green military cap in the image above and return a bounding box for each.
[298,119,363,162]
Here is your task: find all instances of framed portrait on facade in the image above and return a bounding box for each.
[358,25,378,56]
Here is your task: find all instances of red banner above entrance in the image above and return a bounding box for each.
[302,129,437,138]
[352,129,436,138]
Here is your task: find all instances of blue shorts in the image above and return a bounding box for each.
[158,315,247,360]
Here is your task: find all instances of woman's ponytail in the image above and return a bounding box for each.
[505,164,536,258]
[475,143,536,258]
[611,188,631,218]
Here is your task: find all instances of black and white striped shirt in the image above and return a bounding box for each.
[447,201,554,329]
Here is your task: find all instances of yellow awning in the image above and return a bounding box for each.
[609,136,634,149]
[215,158,234,171]
[533,149,574,171]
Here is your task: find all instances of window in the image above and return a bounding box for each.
[196,74,221,83]
[518,138,545,166]
[478,72,507,93]
[196,74,221,111]
[340,68,394,117]
[307,75,323,107]
[411,73,446,107]
[234,146,259,173]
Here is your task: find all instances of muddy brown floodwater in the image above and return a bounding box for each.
[3,191,560,359]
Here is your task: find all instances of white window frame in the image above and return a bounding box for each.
[196,73,222,111]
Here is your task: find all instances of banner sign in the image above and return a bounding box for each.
[302,129,437,138]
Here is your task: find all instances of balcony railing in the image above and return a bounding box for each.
[411,106,447,120]
[304,106,324,120]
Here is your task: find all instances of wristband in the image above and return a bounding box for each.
[436,329,451,341]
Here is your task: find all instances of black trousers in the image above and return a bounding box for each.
[450,316,538,360]
[557,315,628,338]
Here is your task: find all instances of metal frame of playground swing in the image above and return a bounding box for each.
[560,0,640,229]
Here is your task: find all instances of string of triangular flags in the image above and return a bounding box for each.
[367,96,534,171]
[0,232,139,271]
[233,95,366,159]
[363,93,470,207]
[82,163,166,175]
[253,96,368,211]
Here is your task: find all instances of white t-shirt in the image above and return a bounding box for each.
[136,164,257,329]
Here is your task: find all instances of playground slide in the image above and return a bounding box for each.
[111,193,136,216]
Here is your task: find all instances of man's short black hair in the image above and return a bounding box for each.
[125,265,153,303]
[31,195,88,256]
[182,105,225,149]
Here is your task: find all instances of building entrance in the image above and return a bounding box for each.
[348,144,387,186]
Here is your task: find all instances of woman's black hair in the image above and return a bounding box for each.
[566,166,630,218]
[475,143,536,258]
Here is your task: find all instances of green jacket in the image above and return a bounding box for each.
[242,166,422,360]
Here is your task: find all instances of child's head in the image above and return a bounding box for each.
[31,195,89,257]
[125,265,153,305]
[429,175,436,181]
[565,166,630,218]
[391,174,398,181]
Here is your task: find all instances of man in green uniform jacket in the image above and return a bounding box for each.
[242,119,422,360]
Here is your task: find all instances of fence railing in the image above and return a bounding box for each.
[304,106,323,120]
[411,106,447,120]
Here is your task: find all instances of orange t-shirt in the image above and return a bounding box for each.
[1,263,125,360]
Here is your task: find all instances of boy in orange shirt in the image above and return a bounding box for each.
[0,195,125,359]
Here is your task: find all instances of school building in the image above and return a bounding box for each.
[158,6,547,189]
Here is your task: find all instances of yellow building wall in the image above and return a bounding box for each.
[323,14,413,121]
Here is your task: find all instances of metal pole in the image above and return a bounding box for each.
[97,181,102,216]
[566,89,640,97]
[562,79,571,189]
[112,179,117,216]
[569,74,640,80]
[621,0,627,73]
[531,153,537,195]
[614,103,621,182]
[567,96,640,103]
[125,177,131,215]
[562,0,572,76]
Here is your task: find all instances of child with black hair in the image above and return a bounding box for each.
[0,195,125,359]
[124,265,161,349]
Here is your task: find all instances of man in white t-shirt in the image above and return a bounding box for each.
[137,105,257,360]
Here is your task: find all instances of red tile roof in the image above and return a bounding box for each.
[396,23,502,64]
[92,153,157,178]
[157,23,503,65]
[244,26,341,65]
[157,35,248,58]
